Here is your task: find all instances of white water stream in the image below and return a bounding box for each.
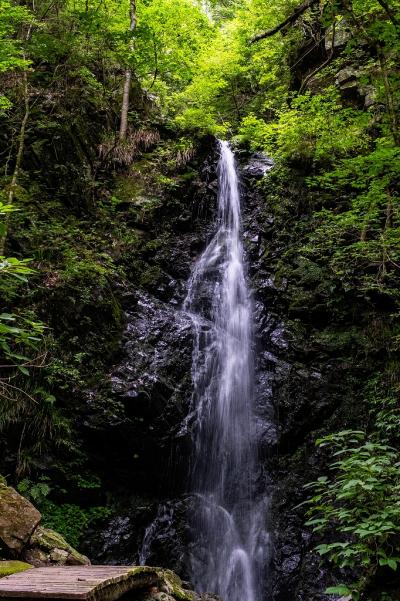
[183,140,268,601]
[139,141,269,600]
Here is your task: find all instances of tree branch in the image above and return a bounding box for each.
[376,0,398,26]
[251,0,320,43]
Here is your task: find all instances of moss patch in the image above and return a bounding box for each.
[0,561,33,578]
[126,567,195,601]
[29,526,89,565]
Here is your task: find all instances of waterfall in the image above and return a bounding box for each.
[183,140,268,601]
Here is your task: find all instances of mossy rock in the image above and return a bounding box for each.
[26,527,90,566]
[0,561,33,578]
[0,483,41,552]
[126,567,196,601]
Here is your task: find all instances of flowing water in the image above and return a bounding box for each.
[183,140,268,601]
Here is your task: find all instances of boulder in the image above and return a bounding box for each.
[363,85,377,108]
[126,567,200,601]
[0,483,41,552]
[24,527,90,566]
[325,20,351,50]
[145,593,175,601]
[241,153,274,178]
[335,67,359,86]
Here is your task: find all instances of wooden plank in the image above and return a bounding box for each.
[0,566,161,601]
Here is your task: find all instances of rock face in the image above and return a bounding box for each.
[85,145,361,600]
[84,147,325,600]
[325,20,351,50]
[0,483,41,552]
[111,291,194,448]
[80,146,220,569]
[241,152,274,177]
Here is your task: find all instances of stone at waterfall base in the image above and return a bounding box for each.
[23,526,90,566]
[0,480,89,568]
[0,483,41,552]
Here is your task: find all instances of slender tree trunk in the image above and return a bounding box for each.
[0,56,30,255]
[385,193,393,230]
[378,48,400,145]
[119,0,137,141]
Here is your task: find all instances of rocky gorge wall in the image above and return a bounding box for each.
[1,123,394,599]
[76,141,371,600]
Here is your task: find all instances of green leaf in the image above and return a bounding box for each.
[325,585,352,596]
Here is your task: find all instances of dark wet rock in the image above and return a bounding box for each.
[84,515,139,565]
[282,554,301,575]
[77,292,195,498]
[112,292,193,420]
[241,153,274,178]
[139,497,195,579]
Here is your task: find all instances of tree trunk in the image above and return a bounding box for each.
[0,57,30,255]
[119,0,137,141]
[378,49,400,145]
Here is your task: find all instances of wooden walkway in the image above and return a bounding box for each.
[0,566,162,600]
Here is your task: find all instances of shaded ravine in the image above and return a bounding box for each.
[181,141,269,600]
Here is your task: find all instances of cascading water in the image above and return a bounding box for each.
[183,140,269,601]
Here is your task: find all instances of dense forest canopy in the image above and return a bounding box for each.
[1,0,400,599]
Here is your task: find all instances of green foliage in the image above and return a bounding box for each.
[0,311,44,369]
[0,200,45,371]
[0,381,71,476]
[305,429,400,597]
[1,1,400,596]
[0,256,34,280]
[239,90,370,164]
[40,500,112,548]
[16,477,111,548]
[326,585,353,597]
[174,21,246,134]
[17,477,51,505]
[0,0,31,71]
[0,0,32,109]
[301,136,400,296]
[135,0,213,100]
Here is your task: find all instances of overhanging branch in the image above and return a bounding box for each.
[250,0,320,43]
